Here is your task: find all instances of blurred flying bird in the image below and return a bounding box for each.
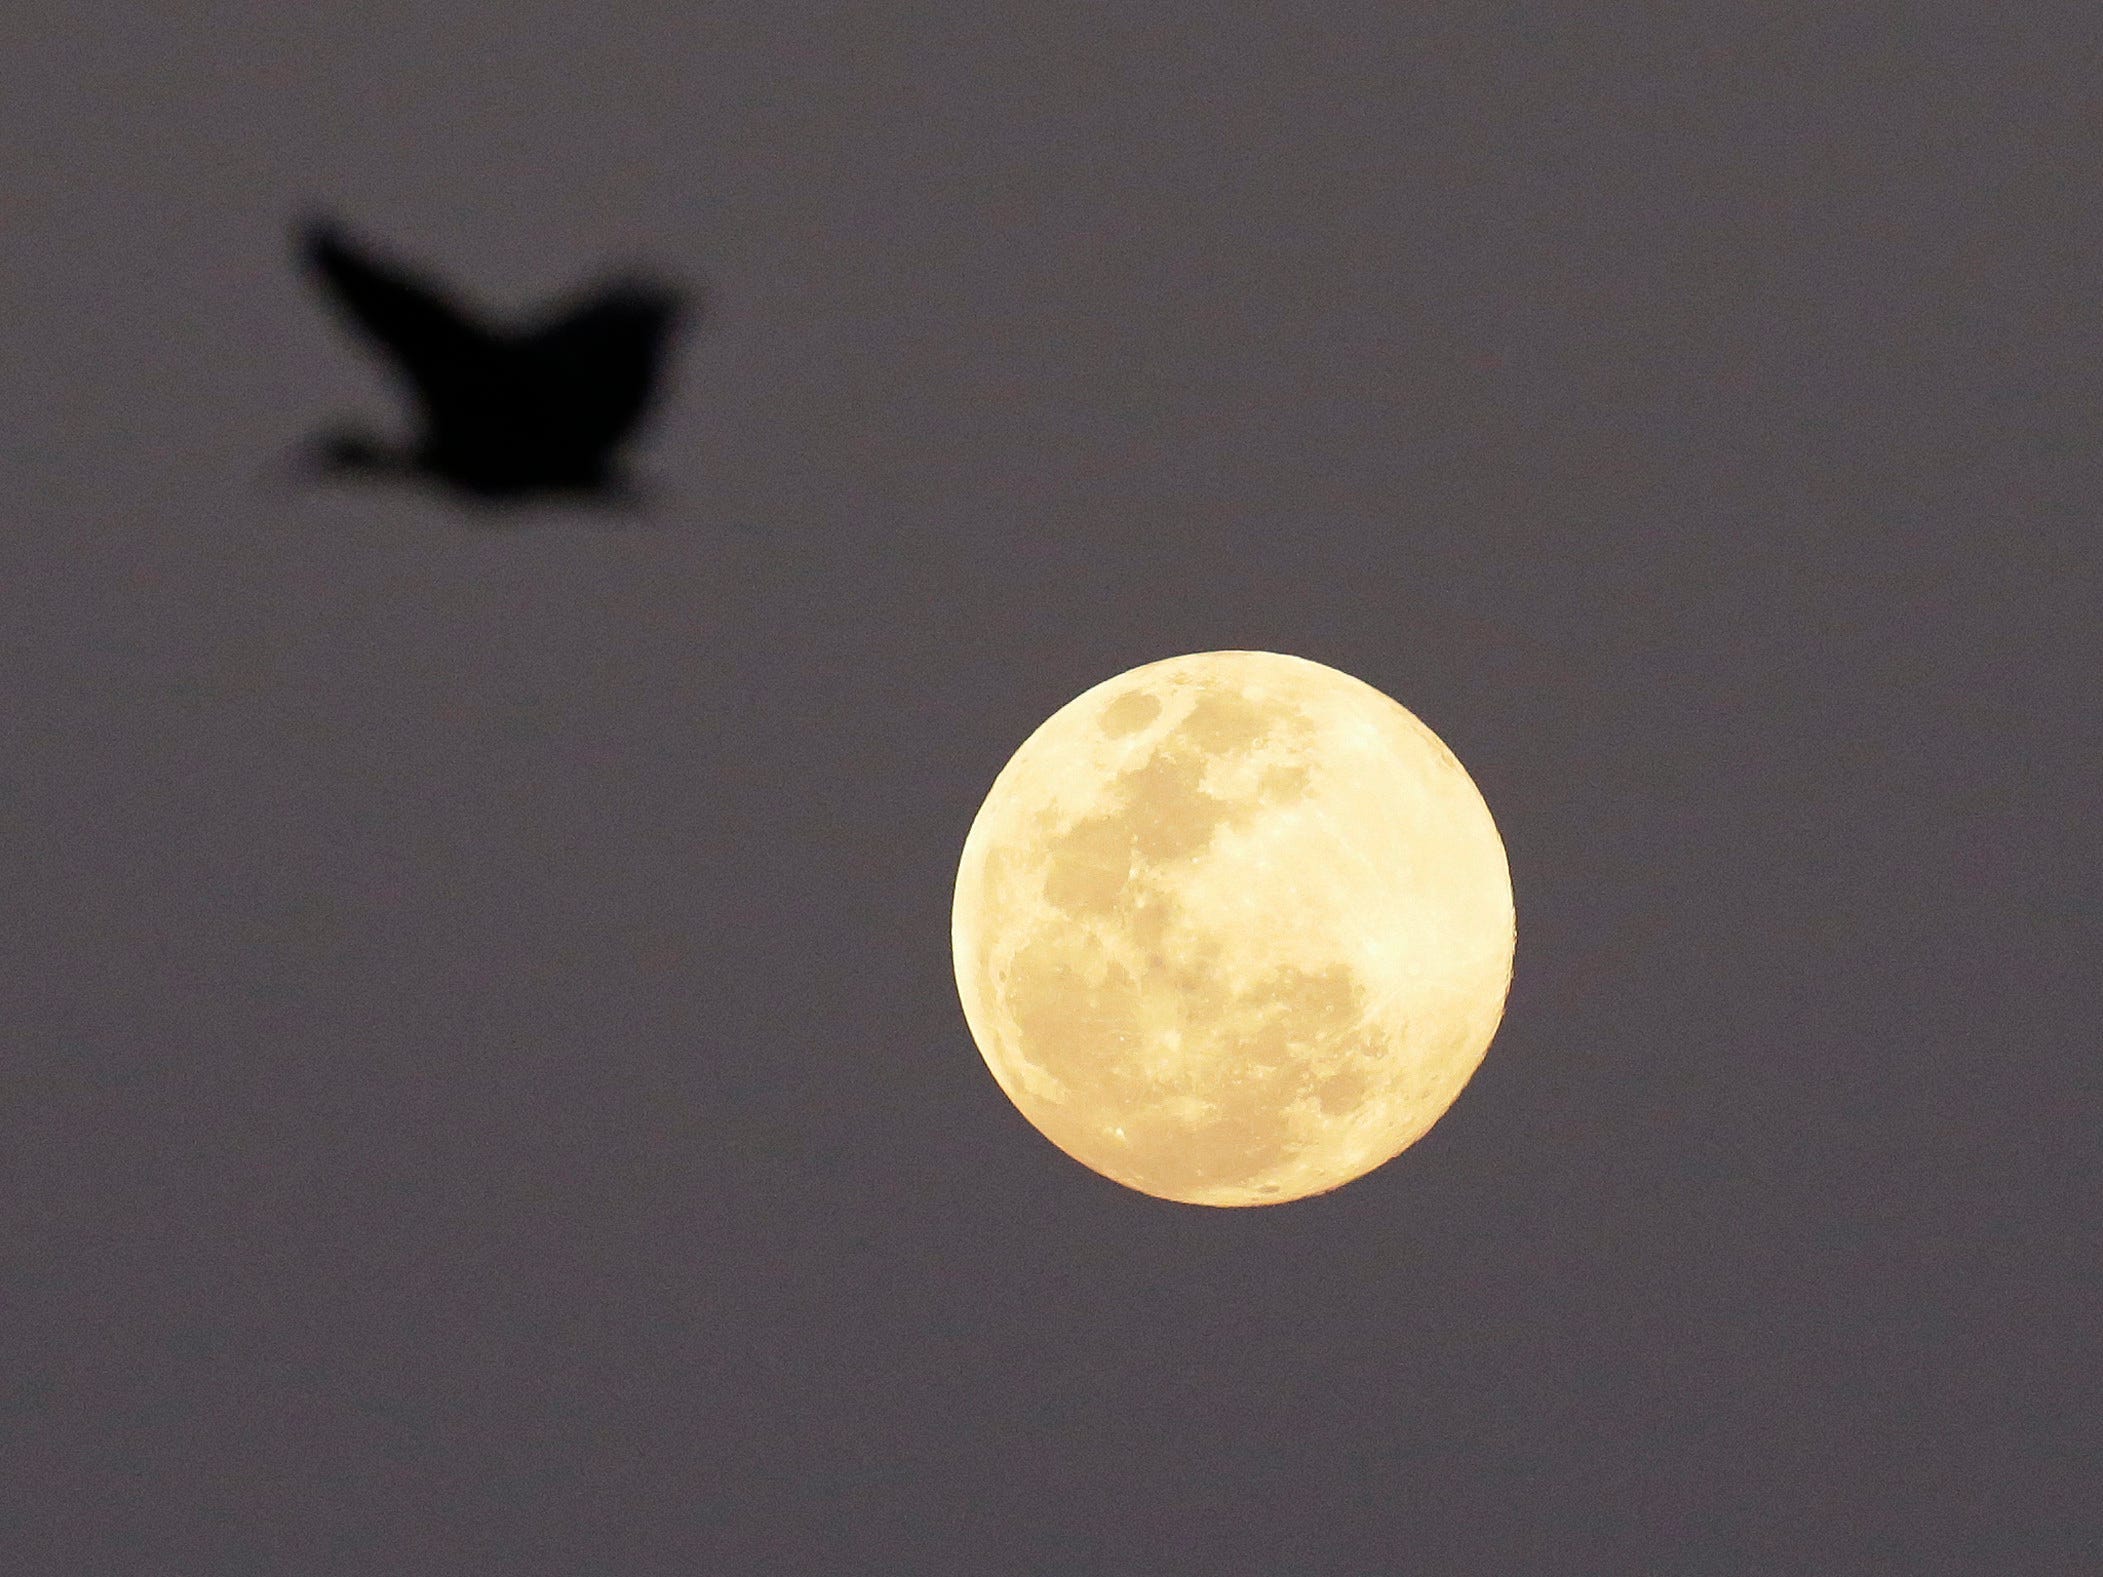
[298,218,691,501]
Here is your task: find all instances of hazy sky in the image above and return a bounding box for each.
[4,4,2096,1571]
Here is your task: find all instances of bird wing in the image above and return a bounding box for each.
[301,220,496,411]
[517,280,692,455]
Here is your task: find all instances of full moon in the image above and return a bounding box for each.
[952,651,1514,1206]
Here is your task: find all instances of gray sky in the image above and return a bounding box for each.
[4,3,2096,1571]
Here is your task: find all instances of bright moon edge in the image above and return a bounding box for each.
[952,650,1515,1208]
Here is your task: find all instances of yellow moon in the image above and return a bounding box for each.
[952,651,1514,1206]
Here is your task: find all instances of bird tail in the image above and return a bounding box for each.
[305,427,401,473]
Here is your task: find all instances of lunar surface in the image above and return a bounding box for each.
[952,651,1515,1206]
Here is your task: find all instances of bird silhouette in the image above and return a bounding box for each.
[298,218,691,501]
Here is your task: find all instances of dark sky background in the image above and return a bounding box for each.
[4,4,2097,1572]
